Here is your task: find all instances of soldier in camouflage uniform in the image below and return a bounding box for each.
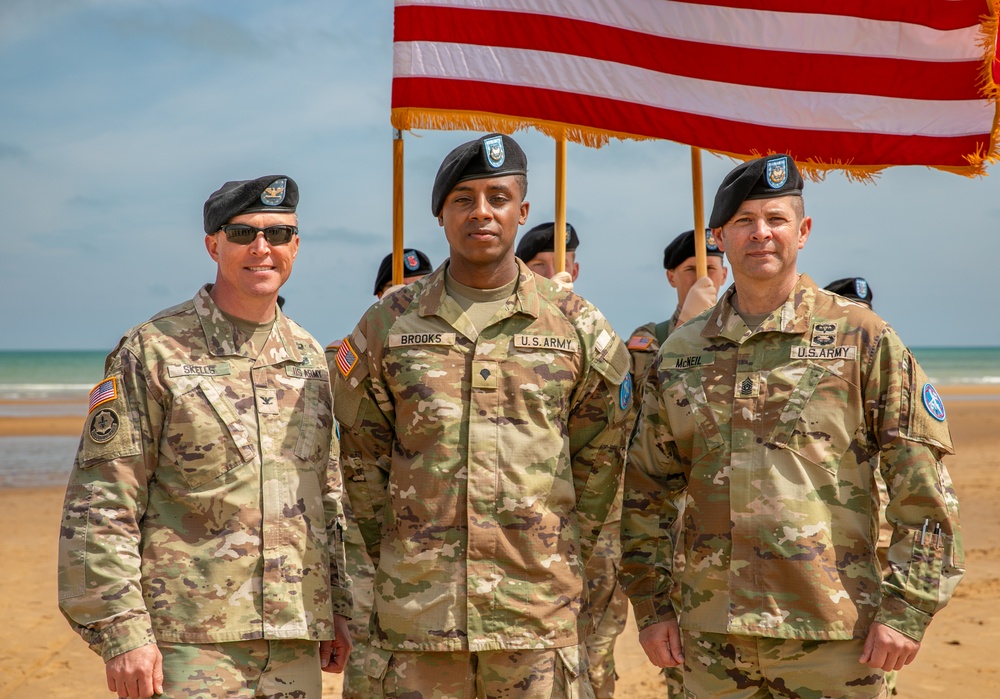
[332,134,632,698]
[621,155,964,698]
[326,248,433,699]
[516,221,626,699]
[58,176,352,699]
[624,228,727,698]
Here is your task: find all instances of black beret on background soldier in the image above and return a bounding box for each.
[332,133,632,698]
[58,175,352,698]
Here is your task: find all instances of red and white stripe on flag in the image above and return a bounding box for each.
[392,0,1000,176]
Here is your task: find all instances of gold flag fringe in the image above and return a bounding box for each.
[393,5,1000,182]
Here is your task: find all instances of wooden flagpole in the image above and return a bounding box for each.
[392,128,405,285]
[554,136,568,274]
[691,146,707,278]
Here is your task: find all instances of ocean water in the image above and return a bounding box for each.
[0,347,997,400]
[0,347,996,488]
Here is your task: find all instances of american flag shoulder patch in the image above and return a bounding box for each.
[335,338,359,377]
[627,335,653,351]
[88,377,118,412]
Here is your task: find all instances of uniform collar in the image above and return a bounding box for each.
[417,258,540,328]
[703,274,818,342]
[193,284,303,364]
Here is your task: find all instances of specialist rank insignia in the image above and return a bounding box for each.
[89,408,120,443]
[484,135,505,168]
[766,156,788,189]
[260,178,287,206]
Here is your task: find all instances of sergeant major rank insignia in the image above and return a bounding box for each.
[484,135,505,168]
[766,156,788,189]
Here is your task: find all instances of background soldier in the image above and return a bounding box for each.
[516,221,627,699]
[327,247,433,699]
[621,155,964,697]
[332,134,632,698]
[516,220,580,284]
[58,175,352,698]
[623,228,727,698]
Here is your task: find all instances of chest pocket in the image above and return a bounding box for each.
[674,369,725,466]
[162,378,255,489]
[768,361,856,474]
[293,379,327,462]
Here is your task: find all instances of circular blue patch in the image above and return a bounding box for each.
[619,374,632,411]
[922,383,946,422]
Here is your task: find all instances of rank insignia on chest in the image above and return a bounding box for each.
[736,374,759,398]
[472,360,499,390]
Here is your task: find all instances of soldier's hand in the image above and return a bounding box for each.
[677,276,718,326]
[105,643,163,698]
[551,271,574,291]
[859,622,920,671]
[638,618,684,668]
[321,614,354,673]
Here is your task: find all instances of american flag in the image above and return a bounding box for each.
[88,377,117,412]
[392,0,1000,176]
[336,339,359,377]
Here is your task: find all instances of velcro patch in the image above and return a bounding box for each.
[336,338,359,377]
[286,366,328,380]
[627,336,653,351]
[513,334,579,353]
[388,332,457,348]
[472,360,499,390]
[88,378,117,412]
[674,353,715,369]
[790,346,858,360]
[168,362,232,378]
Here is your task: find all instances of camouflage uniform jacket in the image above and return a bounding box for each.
[58,285,352,662]
[332,259,632,652]
[625,309,681,420]
[621,274,963,643]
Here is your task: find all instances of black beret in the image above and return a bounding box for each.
[204,175,298,234]
[708,155,803,229]
[431,134,527,216]
[515,222,579,262]
[663,229,724,270]
[825,277,873,308]
[374,248,433,296]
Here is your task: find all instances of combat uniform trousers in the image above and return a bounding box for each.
[342,503,377,699]
[158,639,322,699]
[364,645,595,699]
[680,630,887,699]
[583,490,629,699]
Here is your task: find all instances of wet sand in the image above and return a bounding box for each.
[1,390,996,697]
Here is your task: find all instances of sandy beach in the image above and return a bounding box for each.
[1,388,996,698]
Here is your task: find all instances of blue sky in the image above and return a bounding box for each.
[3,1,999,350]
